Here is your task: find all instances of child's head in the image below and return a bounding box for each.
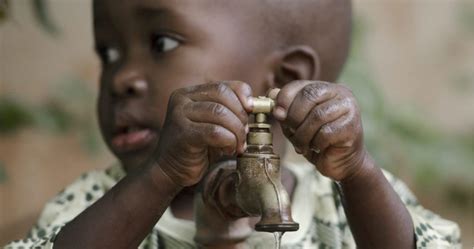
[93,0,352,170]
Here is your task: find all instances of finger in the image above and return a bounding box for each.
[190,122,237,155]
[286,82,337,129]
[185,83,248,124]
[292,97,350,155]
[272,80,313,121]
[310,110,358,155]
[223,81,254,113]
[280,122,295,139]
[279,122,301,153]
[185,102,246,154]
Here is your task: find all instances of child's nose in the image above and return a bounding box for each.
[112,68,149,98]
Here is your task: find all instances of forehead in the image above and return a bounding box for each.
[94,0,264,40]
[93,0,250,24]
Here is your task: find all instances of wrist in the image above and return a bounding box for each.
[340,149,377,186]
[155,152,207,187]
[148,159,183,198]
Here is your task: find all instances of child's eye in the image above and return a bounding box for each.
[97,46,121,65]
[151,35,179,54]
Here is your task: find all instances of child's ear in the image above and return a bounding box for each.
[266,46,321,89]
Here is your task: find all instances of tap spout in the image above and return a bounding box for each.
[201,114,299,233]
[235,148,299,232]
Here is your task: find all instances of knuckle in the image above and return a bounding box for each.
[189,102,200,113]
[338,97,352,111]
[311,106,325,120]
[321,124,333,136]
[215,82,230,95]
[207,125,221,139]
[210,103,227,116]
[235,81,251,95]
[301,84,324,102]
[345,109,356,123]
[342,95,353,105]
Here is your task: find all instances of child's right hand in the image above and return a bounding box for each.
[155,81,253,187]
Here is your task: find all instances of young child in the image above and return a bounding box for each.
[5,0,460,248]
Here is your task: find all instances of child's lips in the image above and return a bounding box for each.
[111,127,157,153]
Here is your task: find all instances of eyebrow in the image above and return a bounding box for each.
[132,3,197,41]
[134,5,171,20]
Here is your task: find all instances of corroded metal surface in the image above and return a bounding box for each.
[202,89,299,233]
[236,124,299,232]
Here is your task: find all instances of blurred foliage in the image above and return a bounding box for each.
[341,16,474,207]
[0,94,73,134]
[0,97,34,133]
[0,76,102,154]
[0,0,9,22]
[457,1,474,35]
[31,0,59,35]
[0,161,6,183]
[50,77,103,155]
[0,0,59,35]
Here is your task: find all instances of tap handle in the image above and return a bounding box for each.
[266,88,280,101]
[250,88,281,114]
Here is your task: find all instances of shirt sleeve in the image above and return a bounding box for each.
[382,170,462,249]
[3,165,124,249]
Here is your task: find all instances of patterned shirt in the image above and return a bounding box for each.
[4,161,461,248]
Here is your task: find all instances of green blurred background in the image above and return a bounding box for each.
[0,0,473,246]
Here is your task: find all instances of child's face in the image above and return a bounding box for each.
[94,0,272,169]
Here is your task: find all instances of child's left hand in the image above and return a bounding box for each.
[273,81,368,181]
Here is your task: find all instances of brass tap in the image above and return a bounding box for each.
[199,89,299,238]
[234,89,299,232]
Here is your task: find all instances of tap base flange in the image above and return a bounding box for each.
[255,223,300,232]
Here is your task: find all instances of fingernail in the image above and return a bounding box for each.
[294,147,302,154]
[311,148,321,154]
[267,88,280,100]
[273,106,287,120]
[247,97,254,109]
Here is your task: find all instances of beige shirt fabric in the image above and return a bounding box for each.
[4,161,461,249]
